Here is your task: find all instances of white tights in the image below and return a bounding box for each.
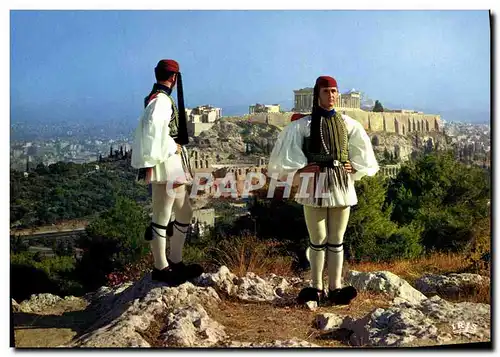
[304,205,351,291]
[150,183,193,270]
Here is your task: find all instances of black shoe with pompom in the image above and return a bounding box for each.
[327,286,358,305]
[167,259,204,281]
[297,287,325,305]
[151,266,185,286]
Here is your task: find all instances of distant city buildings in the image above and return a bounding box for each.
[387,109,425,114]
[249,103,281,114]
[10,137,132,172]
[186,105,222,137]
[442,122,491,168]
[9,94,491,173]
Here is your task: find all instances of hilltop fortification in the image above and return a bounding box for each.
[238,109,443,136]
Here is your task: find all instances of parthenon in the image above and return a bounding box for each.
[293,88,361,112]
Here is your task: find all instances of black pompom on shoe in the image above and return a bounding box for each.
[151,266,185,286]
[167,260,204,281]
[297,287,325,305]
[328,286,358,305]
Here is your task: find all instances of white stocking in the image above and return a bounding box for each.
[326,206,351,290]
[168,184,193,264]
[303,205,328,291]
[150,183,176,270]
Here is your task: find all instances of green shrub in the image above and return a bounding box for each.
[75,197,150,290]
[10,251,82,301]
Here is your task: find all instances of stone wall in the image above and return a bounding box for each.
[245,109,443,135]
[187,121,216,137]
[340,109,442,135]
[229,113,293,129]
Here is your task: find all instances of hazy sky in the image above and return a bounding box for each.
[10,10,490,123]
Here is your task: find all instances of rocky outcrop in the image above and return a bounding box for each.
[64,276,221,348]
[344,270,427,305]
[315,313,344,331]
[162,304,227,347]
[415,273,490,298]
[15,293,84,314]
[62,266,292,347]
[12,267,490,348]
[187,115,450,170]
[190,119,281,163]
[340,295,490,347]
[369,131,449,162]
[195,266,290,302]
[306,301,318,311]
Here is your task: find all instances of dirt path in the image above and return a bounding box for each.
[211,290,391,347]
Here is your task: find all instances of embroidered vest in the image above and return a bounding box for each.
[301,111,349,165]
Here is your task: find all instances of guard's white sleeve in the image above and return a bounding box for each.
[131,94,178,169]
[343,115,379,181]
[267,119,308,180]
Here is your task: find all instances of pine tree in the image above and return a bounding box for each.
[343,175,417,261]
[386,151,490,252]
[373,100,384,112]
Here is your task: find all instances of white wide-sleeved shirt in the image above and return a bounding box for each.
[267,114,379,207]
[131,92,178,169]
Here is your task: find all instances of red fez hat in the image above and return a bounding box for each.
[156,59,180,73]
[315,76,338,88]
